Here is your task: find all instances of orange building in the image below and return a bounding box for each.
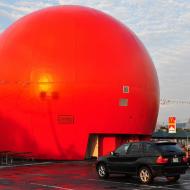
[0,6,159,160]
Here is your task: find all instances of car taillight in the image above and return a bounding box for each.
[182,156,188,163]
[156,156,168,164]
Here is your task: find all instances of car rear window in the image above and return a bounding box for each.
[156,144,183,153]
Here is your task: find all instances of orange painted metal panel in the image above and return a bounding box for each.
[102,137,116,156]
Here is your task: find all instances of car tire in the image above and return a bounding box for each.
[97,163,109,179]
[138,167,153,184]
[166,175,180,182]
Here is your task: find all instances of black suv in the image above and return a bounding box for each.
[96,141,189,184]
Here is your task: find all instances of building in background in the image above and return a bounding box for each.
[156,122,189,132]
[152,130,190,146]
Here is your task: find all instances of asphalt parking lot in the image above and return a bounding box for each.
[0,161,189,190]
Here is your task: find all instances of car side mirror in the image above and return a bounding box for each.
[110,151,114,156]
[110,151,119,156]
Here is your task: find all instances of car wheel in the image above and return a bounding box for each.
[166,175,180,182]
[97,163,109,179]
[138,167,153,184]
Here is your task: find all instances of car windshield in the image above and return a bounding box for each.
[156,143,183,153]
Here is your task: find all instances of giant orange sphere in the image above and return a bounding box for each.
[0,6,159,159]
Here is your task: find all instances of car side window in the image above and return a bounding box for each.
[115,144,130,156]
[127,143,143,155]
[124,144,130,152]
[143,143,159,156]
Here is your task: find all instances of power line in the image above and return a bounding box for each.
[160,98,190,105]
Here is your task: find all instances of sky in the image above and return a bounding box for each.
[0,0,190,124]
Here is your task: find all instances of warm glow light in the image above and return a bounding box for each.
[38,74,52,93]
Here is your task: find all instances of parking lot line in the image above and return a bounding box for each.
[180,179,190,182]
[88,178,133,185]
[88,179,153,188]
[87,178,179,190]
[166,182,190,187]
[30,182,74,190]
[0,161,53,169]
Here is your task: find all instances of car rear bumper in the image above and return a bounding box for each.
[151,165,189,176]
